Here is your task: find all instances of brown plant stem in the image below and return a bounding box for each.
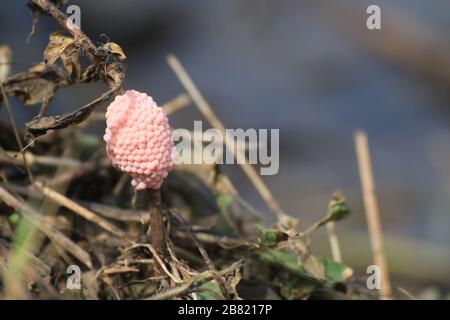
[147,189,167,257]
[30,0,96,53]
[29,0,125,91]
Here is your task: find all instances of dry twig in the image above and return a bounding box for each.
[148,260,242,300]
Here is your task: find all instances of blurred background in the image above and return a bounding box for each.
[1,0,449,297]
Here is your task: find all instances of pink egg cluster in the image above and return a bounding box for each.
[104,90,174,190]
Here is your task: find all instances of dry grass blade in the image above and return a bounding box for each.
[0,186,93,269]
[82,201,148,223]
[0,243,55,298]
[397,287,416,300]
[354,129,392,300]
[0,151,81,168]
[126,244,182,284]
[162,93,191,115]
[33,181,135,244]
[0,45,12,82]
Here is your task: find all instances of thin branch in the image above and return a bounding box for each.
[126,244,181,284]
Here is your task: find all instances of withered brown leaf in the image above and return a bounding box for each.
[101,42,126,61]
[26,86,118,138]
[1,63,69,106]
[44,32,82,79]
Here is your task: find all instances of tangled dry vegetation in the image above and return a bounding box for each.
[0,0,369,300]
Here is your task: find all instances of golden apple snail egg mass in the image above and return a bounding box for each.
[104,90,175,190]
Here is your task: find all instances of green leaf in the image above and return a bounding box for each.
[129,283,146,296]
[215,195,236,235]
[279,275,320,300]
[325,192,350,223]
[8,212,21,225]
[316,256,353,282]
[255,249,324,299]
[303,192,351,235]
[12,216,35,251]
[257,249,303,276]
[217,195,232,213]
[195,280,225,300]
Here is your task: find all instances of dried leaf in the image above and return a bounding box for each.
[44,33,75,64]
[60,50,81,80]
[29,63,46,73]
[44,33,81,79]
[26,87,118,138]
[102,42,126,60]
[195,280,225,300]
[80,64,102,83]
[228,267,242,292]
[1,63,68,105]
[302,254,326,280]
[106,61,125,87]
